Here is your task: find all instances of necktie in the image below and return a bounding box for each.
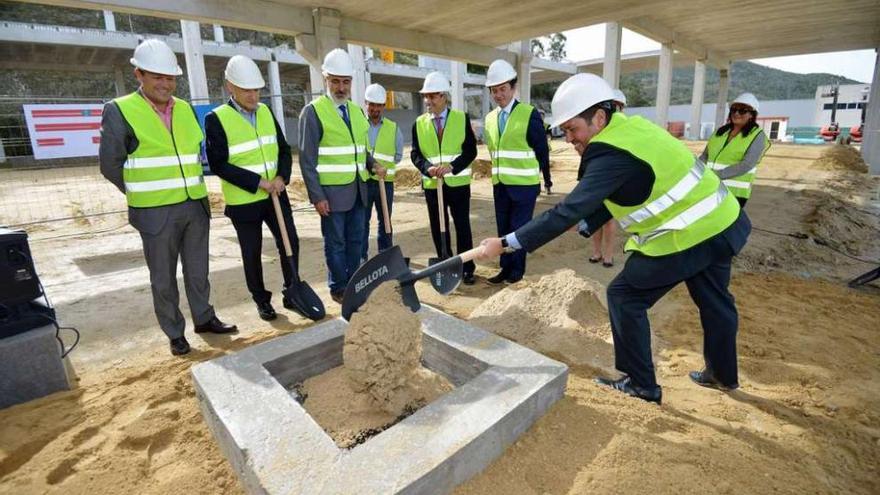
[339,104,350,128]
[434,116,444,141]
[499,110,508,135]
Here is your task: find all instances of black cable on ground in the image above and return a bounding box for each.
[751,226,880,265]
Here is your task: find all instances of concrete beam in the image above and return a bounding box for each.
[102,9,115,31]
[268,57,285,137]
[715,66,730,129]
[180,20,210,105]
[518,39,532,105]
[688,60,706,140]
[296,9,345,97]
[530,57,576,75]
[863,47,880,175]
[655,43,673,129]
[0,60,115,73]
[18,0,314,35]
[339,17,515,66]
[625,16,730,69]
[450,60,465,111]
[603,21,622,88]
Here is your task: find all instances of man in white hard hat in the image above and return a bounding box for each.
[298,48,375,303]
[99,39,236,357]
[483,59,551,285]
[204,55,299,321]
[411,71,478,284]
[478,73,752,404]
[361,83,404,261]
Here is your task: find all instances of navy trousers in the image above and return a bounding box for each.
[320,203,366,294]
[361,179,394,260]
[605,213,750,390]
[423,185,475,276]
[493,183,539,277]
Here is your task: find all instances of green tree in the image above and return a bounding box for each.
[547,33,567,62]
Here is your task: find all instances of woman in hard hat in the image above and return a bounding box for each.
[477,73,751,404]
[700,93,770,208]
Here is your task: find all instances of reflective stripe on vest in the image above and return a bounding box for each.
[705,128,769,199]
[592,113,740,257]
[212,103,280,206]
[114,92,206,208]
[312,96,369,186]
[485,102,541,186]
[368,118,398,181]
[415,109,470,189]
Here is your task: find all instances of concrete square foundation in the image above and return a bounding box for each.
[0,324,72,410]
[192,305,568,495]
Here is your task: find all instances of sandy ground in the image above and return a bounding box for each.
[1,141,879,494]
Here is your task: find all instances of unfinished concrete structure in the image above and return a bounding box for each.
[192,306,568,494]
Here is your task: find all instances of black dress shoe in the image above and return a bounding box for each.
[330,291,344,304]
[257,301,277,321]
[462,273,476,285]
[595,375,662,404]
[487,271,509,285]
[506,272,523,283]
[170,336,191,356]
[194,316,238,334]
[689,370,739,391]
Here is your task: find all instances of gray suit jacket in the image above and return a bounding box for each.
[297,103,372,213]
[99,99,209,235]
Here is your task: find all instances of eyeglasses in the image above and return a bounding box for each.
[730,107,752,115]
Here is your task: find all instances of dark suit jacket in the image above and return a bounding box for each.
[205,100,292,221]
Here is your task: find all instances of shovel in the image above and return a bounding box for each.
[428,175,451,266]
[271,191,325,321]
[341,244,483,321]
[376,173,409,266]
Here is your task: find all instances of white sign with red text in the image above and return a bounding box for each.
[23,103,104,160]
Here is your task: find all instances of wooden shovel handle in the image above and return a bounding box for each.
[436,175,446,234]
[378,177,392,234]
[457,245,485,263]
[271,192,293,257]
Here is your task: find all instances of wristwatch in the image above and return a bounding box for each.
[500,237,515,253]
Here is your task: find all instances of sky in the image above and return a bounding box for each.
[560,25,876,83]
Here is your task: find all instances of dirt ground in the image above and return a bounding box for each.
[1,141,879,495]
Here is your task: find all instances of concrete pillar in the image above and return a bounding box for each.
[412,92,424,114]
[715,66,730,129]
[213,24,224,43]
[295,8,344,97]
[863,47,880,175]
[180,20,210,105]
[603,22,622,88]
[450,60,465,110]
[689,60,706,140]
[268,56,285,137]
[655,43,674,129]
[348,43,369,107]
[0,136,6,164]
[482,86,491,118]
[113,67,126,96]
[518,39,532,104]
[102,10,116,31]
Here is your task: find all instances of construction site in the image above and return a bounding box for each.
[1,1,879,494]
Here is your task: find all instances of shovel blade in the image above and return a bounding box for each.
[428,256,463,295]
[282,279,326,321]
[342,245,411,321]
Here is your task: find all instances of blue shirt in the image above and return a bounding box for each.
[229,97,257,127]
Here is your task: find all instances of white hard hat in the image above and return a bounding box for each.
[612,88,627,107]
[364,83,387,104]
[420,71,451,94]
[550,73,615,128]
[322,48,354,77]
[731,92,760,113]
[130,39,182,76]
[225,55,265,90]
[485,59,518,87]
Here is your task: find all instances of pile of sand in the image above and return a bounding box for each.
[299,282,452,448]
[393,168,424,189]
[471,159,493,180]
[810,144,868,173]
[470,269,613,369]
[284,177,308,202]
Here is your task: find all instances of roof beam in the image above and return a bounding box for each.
[624,16,731,68]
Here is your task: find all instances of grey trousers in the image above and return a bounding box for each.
[138,201,215,339]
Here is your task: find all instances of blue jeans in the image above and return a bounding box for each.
[361,180,394,261]
[320,203,366,294]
